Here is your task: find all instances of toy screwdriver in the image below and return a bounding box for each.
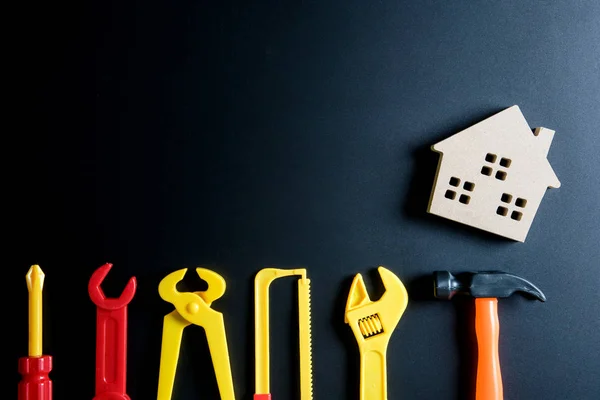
[18,265,53,400]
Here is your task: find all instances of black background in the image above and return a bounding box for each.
[7,1,600,399]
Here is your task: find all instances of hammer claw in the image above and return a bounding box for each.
[434,270,546,301]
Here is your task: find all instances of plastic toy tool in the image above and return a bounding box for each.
[19,265,53,400]
[89,263,137,400]
[433,271,546,400]
[157,268,235,400]
[344,266,408,400]
[254,268,313,400]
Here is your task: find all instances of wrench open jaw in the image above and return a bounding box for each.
[344,266,408,400]
[89,263,137,310]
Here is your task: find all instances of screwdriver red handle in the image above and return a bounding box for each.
[18,355,53,400]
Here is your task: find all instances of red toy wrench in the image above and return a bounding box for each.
[89,263,136,400]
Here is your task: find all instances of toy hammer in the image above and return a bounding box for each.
[433,271,546,400]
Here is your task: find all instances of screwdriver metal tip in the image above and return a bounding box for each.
[26,265,45,292]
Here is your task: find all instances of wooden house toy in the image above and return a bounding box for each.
[427,105,561,242]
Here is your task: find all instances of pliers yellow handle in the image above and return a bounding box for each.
[156,268,235,400]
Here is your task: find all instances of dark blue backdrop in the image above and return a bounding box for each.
[8,1,600,399]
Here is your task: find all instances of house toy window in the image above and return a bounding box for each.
[482,153,511,181]
[445,176,475,205]
[497,193,527,221]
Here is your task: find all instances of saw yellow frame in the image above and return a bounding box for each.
[254,268,313,400]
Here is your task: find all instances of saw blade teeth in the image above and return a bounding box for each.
[307,282,313,397]
[299,279,313,400]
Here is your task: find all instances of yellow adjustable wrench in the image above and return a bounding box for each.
[157,268,235,400]
[344,266,408,400]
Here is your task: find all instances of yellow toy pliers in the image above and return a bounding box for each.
[156,268,235,400]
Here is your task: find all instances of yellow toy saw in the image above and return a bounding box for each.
[254,268,313,400]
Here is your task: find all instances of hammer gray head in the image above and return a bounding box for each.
[433,271,546,301]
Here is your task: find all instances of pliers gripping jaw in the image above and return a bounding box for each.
[157,268,235,400]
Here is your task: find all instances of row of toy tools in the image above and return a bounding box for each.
[17,264,312,400]
[19,264,544,400]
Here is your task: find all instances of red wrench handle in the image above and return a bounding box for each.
[94,307,130,400]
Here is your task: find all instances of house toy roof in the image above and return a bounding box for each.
[432,105,560,189]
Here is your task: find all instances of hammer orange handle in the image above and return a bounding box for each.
[475,298,503,400]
